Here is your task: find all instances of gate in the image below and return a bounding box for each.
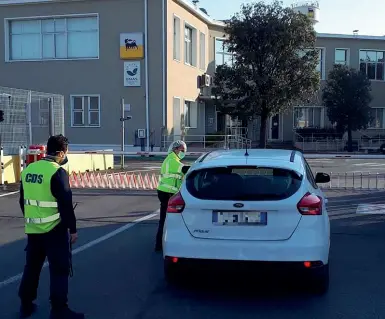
[0,86,64,155]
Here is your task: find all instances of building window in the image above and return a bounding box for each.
[71,95,100,127]
[359,50,384,81]
[335,49,348,65]
[8,15,99,61]
[184,25,193,65]
[316,48,325,79]
[215,38,234,67]
[368,108,385,129]
[173,16,181,60]
[184,100,198,128]
[199,32,206,70]
[293,107,324,128]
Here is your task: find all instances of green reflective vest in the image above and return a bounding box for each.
[21,160,61,234]
[157,152,184,194]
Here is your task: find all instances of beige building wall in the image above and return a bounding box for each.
[166,0,210,138]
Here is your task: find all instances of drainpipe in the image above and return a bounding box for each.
[162,0,166,129]
[144,0,150,151]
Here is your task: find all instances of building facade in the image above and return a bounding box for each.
[1,0,384,151]
[0,0,225,151]
[279,34,385,147]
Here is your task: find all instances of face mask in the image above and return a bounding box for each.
[178,152,186,160]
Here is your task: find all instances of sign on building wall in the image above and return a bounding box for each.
[120,33,144,59]
[124,61,141,87]
[308,8,315,18]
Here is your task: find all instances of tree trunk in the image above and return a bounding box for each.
[347,124,353,153]
[259,113,268,148]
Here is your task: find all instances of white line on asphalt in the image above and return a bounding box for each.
[0,191,19,198]
[0,210,159,289]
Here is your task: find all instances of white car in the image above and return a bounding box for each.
[162,149,331,294]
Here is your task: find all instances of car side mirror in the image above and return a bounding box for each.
[181,165,191,174]
[315,172,330,184]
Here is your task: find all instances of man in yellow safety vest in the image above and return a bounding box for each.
[18,135,84,319]
[155,140,187,251]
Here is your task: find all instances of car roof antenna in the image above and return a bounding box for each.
[244,127,249,157]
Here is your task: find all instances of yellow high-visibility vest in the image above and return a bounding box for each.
[21,160,61,234]
[157,152,184,194]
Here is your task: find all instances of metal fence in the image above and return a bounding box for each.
[0,86,64,155]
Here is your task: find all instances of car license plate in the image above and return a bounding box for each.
[212,211,267,225]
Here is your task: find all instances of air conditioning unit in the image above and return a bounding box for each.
[200,74,211,87]
[137,129,146,139]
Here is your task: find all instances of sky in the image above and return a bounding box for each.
[196,0,385,36]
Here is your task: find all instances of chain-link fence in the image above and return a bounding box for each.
[0,86,64,155]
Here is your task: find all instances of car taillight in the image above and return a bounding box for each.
[167,192,185,213]
[297,192,322,215]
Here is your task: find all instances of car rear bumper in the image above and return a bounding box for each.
[163,215,330,265]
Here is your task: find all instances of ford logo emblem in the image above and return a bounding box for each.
[233,203,244,208]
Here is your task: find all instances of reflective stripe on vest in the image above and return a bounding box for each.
[25,213,61,224]
[24,199,58,208]
[161,173,182,180]
[158,183,179,193]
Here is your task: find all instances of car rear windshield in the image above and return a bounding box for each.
[186,166,303,201]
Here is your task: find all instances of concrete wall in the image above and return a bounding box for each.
[0,153,114,184]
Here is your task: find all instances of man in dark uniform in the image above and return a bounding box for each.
[18,135,84,319]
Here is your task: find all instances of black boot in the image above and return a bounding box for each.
[50,307,85,319]
[19,302,37,318]
[154,242,162,252]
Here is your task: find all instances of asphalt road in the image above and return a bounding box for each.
[1,189,385,318]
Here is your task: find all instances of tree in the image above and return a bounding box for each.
[212,0,320,148]
[322,64,372,152]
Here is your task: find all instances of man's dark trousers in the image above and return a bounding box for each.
[18,223,70,310]
[156,190,174,249]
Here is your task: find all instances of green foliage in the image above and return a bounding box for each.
[323,64,373,132]
[212,0,320,147]
[322,64,372,152]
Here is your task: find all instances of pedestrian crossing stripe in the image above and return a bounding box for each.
[356,204,385,215]
[352,163,385,167]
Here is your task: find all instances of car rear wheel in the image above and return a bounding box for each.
[309,263,329,295]
[164,259,181,285]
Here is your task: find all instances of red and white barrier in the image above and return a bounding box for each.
[68,170,385,191]
[69,171,161,190]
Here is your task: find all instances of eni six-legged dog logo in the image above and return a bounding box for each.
[124,39,138,51]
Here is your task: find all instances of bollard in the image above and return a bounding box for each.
[352,172,355,189]
[344,172,347,189]
[376,173,379,189]
[368,172,371,189]
[329,172,333,188]
[360,172,363,189]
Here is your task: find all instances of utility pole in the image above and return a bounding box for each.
[120,98,132,169]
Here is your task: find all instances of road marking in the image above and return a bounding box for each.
[0,191,19,198]
[356,204,385,215]
[0,210,159,289]
[352,163,385,167]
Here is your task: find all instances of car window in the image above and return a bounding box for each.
[304,160,318,189]
[186,166,303,201]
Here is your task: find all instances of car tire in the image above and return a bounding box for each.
[164,259,180,285]
[309,264,329,295]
